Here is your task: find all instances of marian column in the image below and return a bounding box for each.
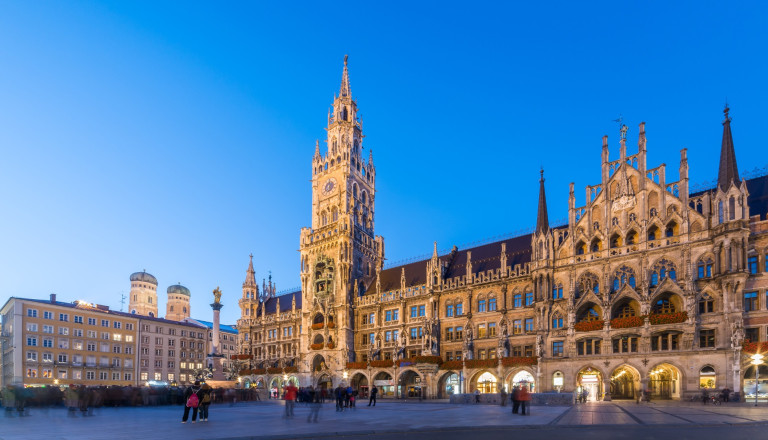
[208,287,226,380]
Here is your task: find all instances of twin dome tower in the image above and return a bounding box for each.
[128,271,191,321]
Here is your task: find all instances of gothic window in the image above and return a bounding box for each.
[341,106,348,121]
[615,303,636,318]
[332,137,337,153]
[718,201,724,224]
[590,238,601,253]
[697,257,713,278]
[576,241,586,255]
[593,221,600,232]
[647,225,659,241]
[729,197,736,220]
[551,313,563,329]
[651,294,677,314]
[578,306,601,322]
[629,213,637,223]
[513,294,522,308]
[649,258,677,287]
[353,184,358,199]
[324,162,328,171]
[611,217,619,226]
[488,297,497,311]
[552,283,563,300]
[611,266,636,292]
[665,221,678,237]
[626,230,637,245]
[610,233,622,248]
[361,191,367,205]
[331,206,338,222]
[576,272,600,298]
[321,211,328,226]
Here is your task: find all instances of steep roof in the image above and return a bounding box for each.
[717,106,740,191]
[690,174,768,220]
[255,289,302,315]
[375,233,534,294]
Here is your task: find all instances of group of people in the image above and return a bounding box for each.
[181,381,213,423]
[273,383,379,422]
[500,385,532,415]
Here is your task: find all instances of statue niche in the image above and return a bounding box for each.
[314,255,335,300]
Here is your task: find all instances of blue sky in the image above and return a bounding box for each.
[1,1,766,325]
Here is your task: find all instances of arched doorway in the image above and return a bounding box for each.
[316,373,332,391]
[476,371,498,393]
[743,364,768,401]
[510,370,535,393]
[577,367,602,401]
[351,372,369,398]
[255,377,265,390]
[649,363,681,399]
[373,372,394,398]
[610,366,639,400]
[438,372,460,398]
[312,354,327,373]
[400,370,423,398]
[287,375,299,386]
[269,377,281,399]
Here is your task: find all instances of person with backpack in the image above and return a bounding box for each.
[182,381,201,423]
[198,383,212,422]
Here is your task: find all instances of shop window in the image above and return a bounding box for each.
[699,366,716,389]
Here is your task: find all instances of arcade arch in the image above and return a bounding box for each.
[648,363,682,399]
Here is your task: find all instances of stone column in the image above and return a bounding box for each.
[208,287,226,381]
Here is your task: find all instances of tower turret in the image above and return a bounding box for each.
[165,284,191,321]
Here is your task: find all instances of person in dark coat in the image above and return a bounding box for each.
[368,385,378,407]
[511,385,520,414]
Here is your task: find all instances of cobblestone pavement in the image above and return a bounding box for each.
[2,400,768,440]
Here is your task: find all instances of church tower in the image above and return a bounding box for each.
[129,271,158,318]
[299,56,385,379]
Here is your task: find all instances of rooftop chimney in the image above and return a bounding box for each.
[50,293,56,304]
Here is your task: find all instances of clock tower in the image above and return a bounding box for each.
[299,56,384,383]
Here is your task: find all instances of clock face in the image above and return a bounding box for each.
[322,178,337,195]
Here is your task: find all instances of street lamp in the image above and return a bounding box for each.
[751,353,764,406]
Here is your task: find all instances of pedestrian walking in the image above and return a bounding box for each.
[181,381,201,423]
[3,385,16,417]
[519,385,531,415]
[511,385,520,414]
[307,386,320,423]
[368,385,378,406]
[334,385,344,412]
[500,387,507,406]
[199,383,212,422]
[284,382,298,418]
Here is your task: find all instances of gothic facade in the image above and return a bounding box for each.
[236,58,768,401]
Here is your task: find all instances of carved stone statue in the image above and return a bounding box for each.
[536,334,545,357]
[213,287,222,304]
[500,319,509,338]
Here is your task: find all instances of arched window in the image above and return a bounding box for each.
[612,266,636,292]
[576,272,600,298]
[650,259,677,287]
[578,306,601,322]
[699,366,716,389]
[477,297,487,313]
[488,297,497,312]
[321,211,328,226]
[651,296,676,314]
[718,201,724,224]
[361,191,367,205]
[648,225,659,241]
[626,230,638,245]
[665,221,677,237]
[576,241,586,255]
[353,184,358,199]
[552,313,564,329]
[590,238,601,253]
[331,206,339,222]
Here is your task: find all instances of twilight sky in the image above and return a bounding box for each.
[1,1,766,325]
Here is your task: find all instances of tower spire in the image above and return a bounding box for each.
[244,253,256,286]
[717,104,740,191]
[339,55,351,98]
[536,169,549,234]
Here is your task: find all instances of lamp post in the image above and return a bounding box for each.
[751,353,764,406]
